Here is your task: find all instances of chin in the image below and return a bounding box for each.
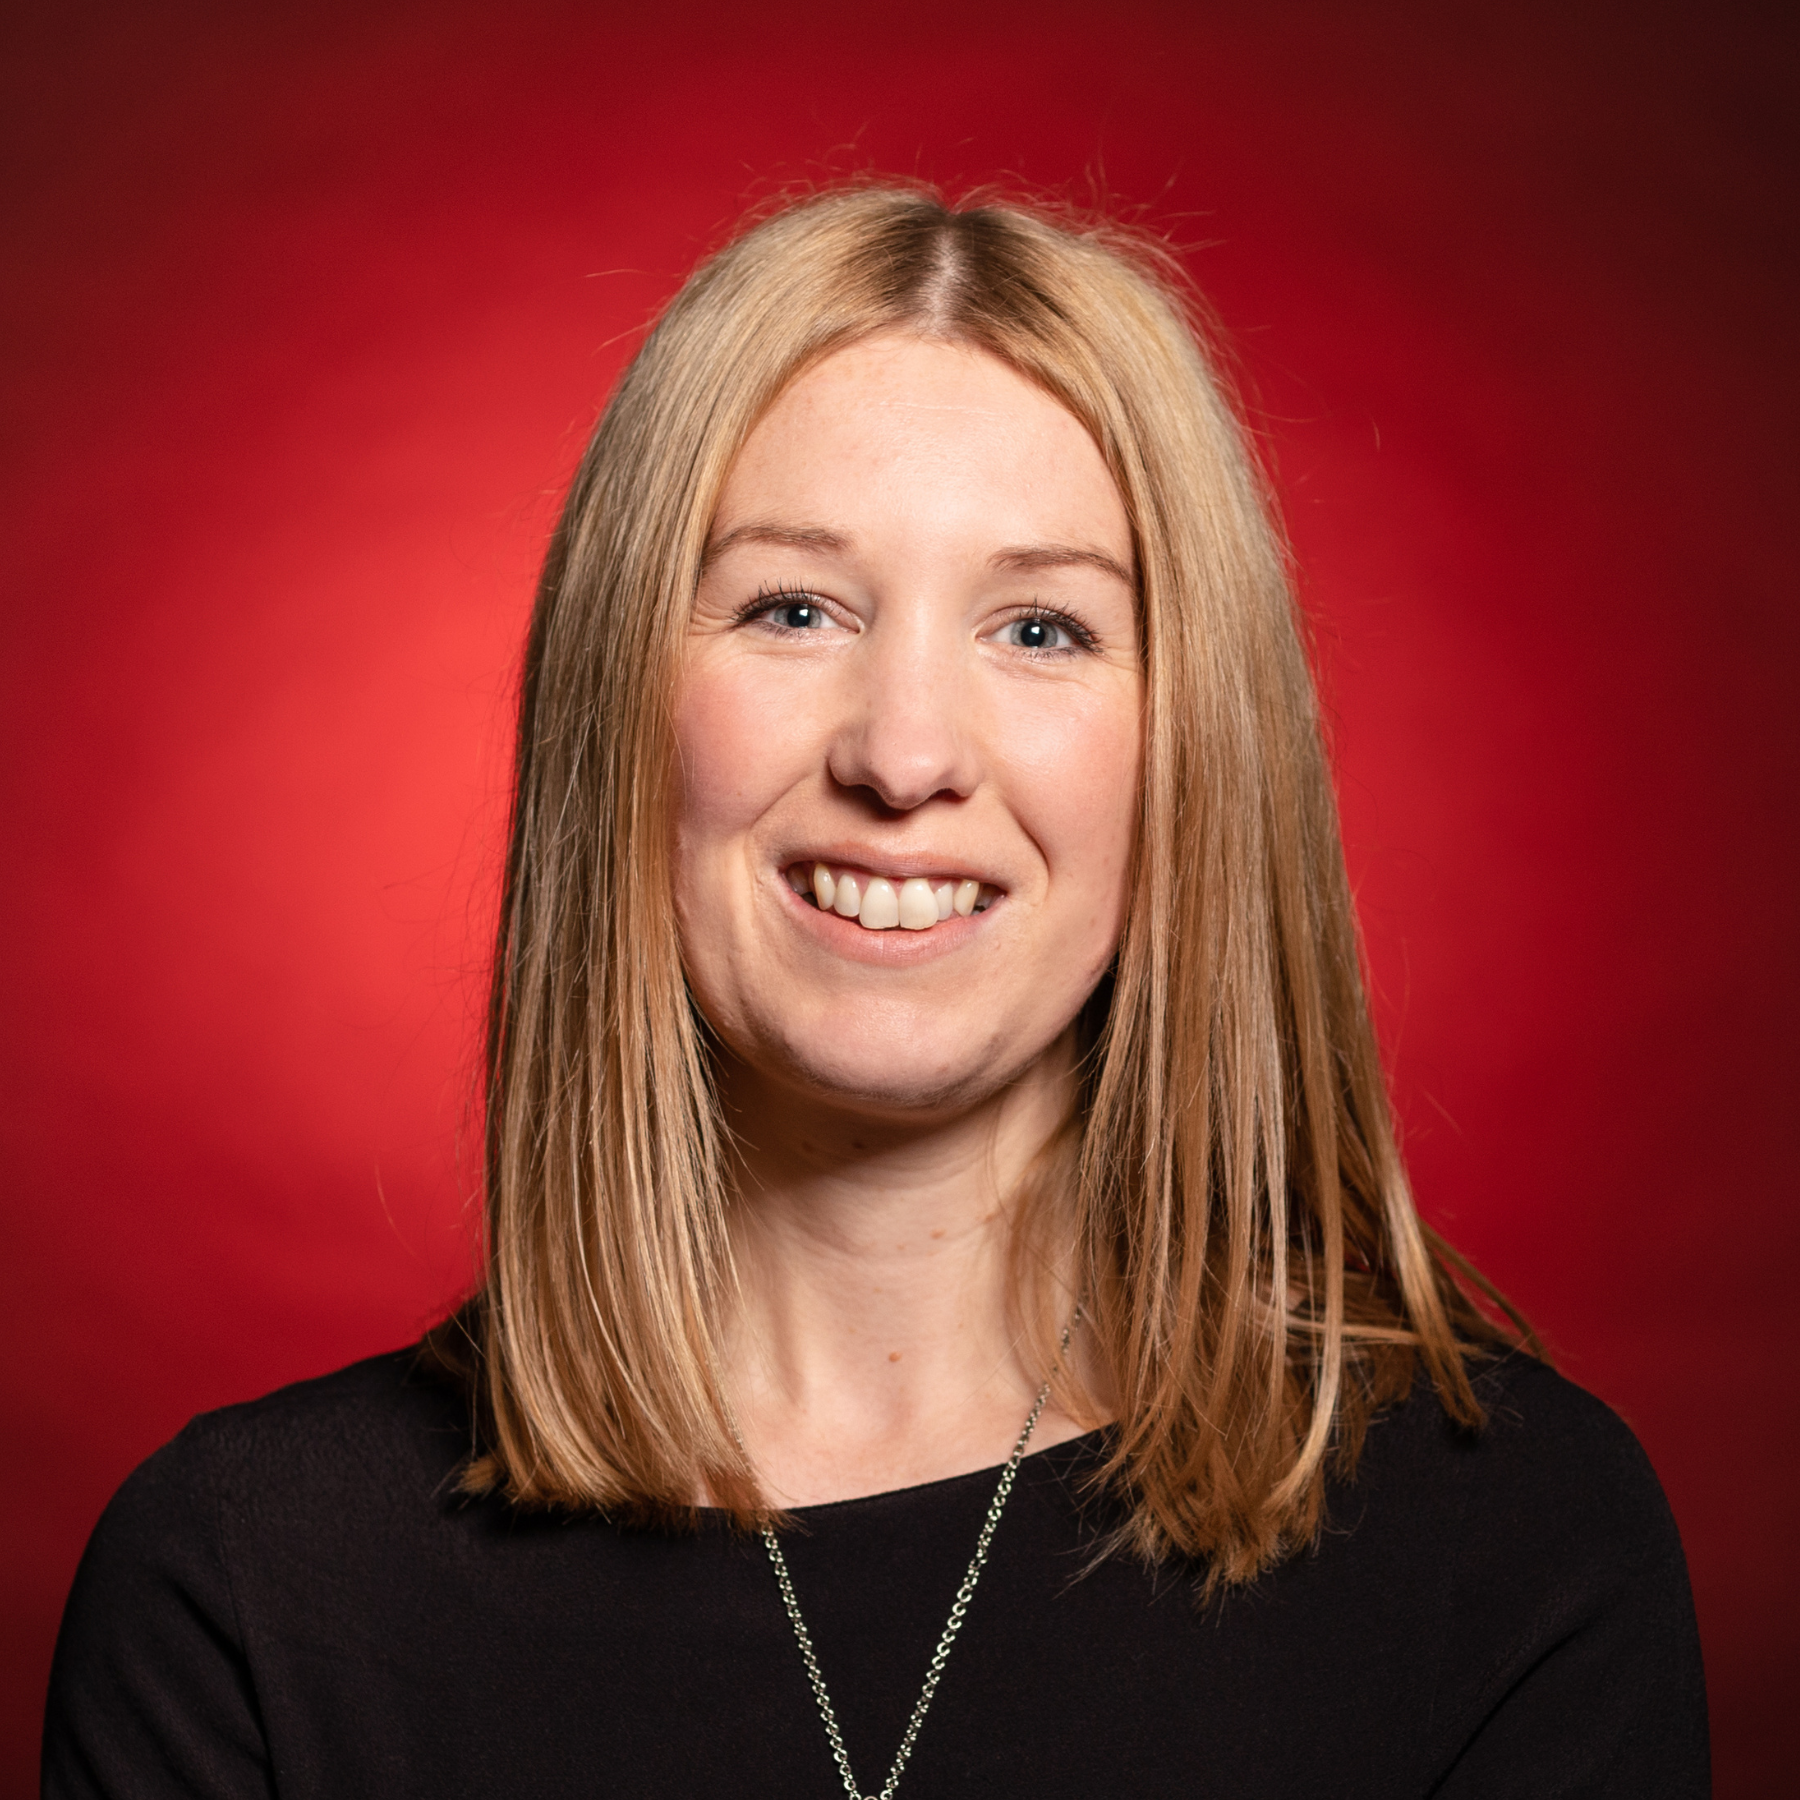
[793,1060,1003,1120]
[747,1012,1041,1121]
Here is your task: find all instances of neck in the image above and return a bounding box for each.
[717,1031,1093,1506]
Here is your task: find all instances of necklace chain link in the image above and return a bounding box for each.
[759,1314,1077,1800]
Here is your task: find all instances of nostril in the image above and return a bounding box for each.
[837,780,958,819]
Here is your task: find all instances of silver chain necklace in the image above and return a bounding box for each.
[757,1314,1078,1800]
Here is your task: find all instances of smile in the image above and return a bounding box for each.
[783,863,999,932]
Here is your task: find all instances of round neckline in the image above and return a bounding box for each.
[731,1423,1113,1521]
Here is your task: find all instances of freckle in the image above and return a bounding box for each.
[888,1351,902,1362]
[929,1229,945,1240]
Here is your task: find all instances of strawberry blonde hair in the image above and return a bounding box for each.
[429,183,1530,1585]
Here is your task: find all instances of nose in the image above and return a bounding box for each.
[825,609,978,812]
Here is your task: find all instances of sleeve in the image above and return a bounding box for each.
[1430,1540,1709,1798]
[1428,1370,1711,1799]
[41,1422,276,1800]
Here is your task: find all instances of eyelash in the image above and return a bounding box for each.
[732,585,1100,655]
[1008,603,1099,655]
[733,582,827,631]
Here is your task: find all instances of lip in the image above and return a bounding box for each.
[779,845,1010,890]
[775,872,999,965]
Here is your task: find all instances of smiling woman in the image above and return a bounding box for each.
[682,338,1139,1092]
[677,334,1143,1514]
[44,186,1708,1799]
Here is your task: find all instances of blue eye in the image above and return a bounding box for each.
[1005,615,1071,651]
[764,597,832,631]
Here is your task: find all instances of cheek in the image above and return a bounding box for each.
[1004,682,1141,900]
[671,659,795,850]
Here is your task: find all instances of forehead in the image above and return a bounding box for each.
[713,334,1131,562]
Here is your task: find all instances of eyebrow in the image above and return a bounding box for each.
[701,522,1136,591]
[990,543,1137,589]
[701,522,851,566]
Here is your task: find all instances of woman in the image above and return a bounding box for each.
[45,185,1708,1797]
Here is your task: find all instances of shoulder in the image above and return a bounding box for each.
[1312,1354,1710,1791]
[77,1344,471,1594]
[1470,1352,1661,1478]
[1389,1351,1683,1571]
[1333,1352,1707,1792]
[46,1347,469,1798]
[1323,1352,1697,1677]
[178,1343,471,1493]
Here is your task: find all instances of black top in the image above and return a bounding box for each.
[44,1346,1708,1798]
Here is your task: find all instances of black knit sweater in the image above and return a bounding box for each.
[44,1346,1708,1797]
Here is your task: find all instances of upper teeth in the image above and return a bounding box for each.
[786,864,991,931]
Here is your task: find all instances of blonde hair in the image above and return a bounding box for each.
[430,182,1531,1585]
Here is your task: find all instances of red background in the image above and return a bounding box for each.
[4,1,1794,1791]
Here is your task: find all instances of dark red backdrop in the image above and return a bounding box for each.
[4,1,1794,1792]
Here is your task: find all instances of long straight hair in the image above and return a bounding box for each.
[434,183,1531,1584]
